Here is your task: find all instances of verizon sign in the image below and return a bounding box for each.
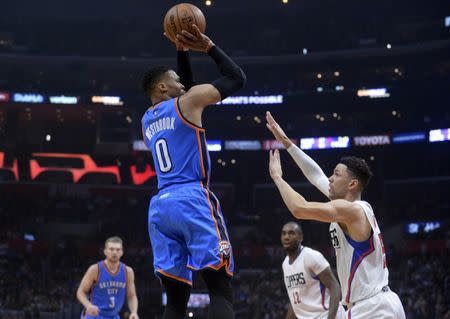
[354,135,391,146]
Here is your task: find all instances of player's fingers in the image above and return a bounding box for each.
[275,149,280,159]
[181,30,197,40]
[192,24,202,36]
[176,34,195,46]
[266,111,274,123]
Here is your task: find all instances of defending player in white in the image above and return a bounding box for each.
[281,222,344,319]
[266,112,405,319]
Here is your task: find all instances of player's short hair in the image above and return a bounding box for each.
[284,221,303,236]
[105,236,123,248]
[142,66,171,96]
[339,156,373,189]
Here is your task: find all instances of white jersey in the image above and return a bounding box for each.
[329,200,389,306]
[282,246,331,319]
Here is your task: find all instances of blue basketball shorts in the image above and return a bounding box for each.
[148,182,233,285]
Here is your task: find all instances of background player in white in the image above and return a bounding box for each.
[266,112,405,319]
[281,221,343,319]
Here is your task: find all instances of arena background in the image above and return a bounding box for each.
[0,0,449,318]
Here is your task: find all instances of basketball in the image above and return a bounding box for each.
[163,3,206,43]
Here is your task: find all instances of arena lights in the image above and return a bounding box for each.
[133,140,148,151]
[300,136,350,150]
[357,88,390,98]
[406,221,442,235]
[91,95,124,106]
[49,95,78,105]
[392,132,426,144]
[429,128,450,142]
[353,135,390,146]
[445,16,450,27]
[224,140,261,150]
[207,140,222,152]
[217,95,283,105]
[0,92,10,102]
[262,139,298,150]
[13,93,44,103]
[205,0,212,6]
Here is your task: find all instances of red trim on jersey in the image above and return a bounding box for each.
[345,236,375,303]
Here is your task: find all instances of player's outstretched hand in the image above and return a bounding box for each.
[269,149,283,181]
[129,312,139,319]
[176,24,214,53]
[86,304,100,316]
[266,111,293,149]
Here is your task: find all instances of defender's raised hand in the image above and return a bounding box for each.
[266,111,293,149]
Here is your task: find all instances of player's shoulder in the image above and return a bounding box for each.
[354,200,373,213]
[281,255,289,267]
[303,246,326,261]
[124,264,134,275]
[86,263,100,277]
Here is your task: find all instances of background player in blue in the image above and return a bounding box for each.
[141,24,246,319]
[76,237,139,319]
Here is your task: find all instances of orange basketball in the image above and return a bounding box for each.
[163,3,206,43]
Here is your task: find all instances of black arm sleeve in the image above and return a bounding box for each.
[208,45,247,100]
[177,50,196,90]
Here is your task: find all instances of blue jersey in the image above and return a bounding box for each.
[89,261,127,317]
[141,97,211,190]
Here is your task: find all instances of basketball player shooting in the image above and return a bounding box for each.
[266,112,406,319]
[141,24,246,319]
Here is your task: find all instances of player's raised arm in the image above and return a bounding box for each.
[269,150,363,224]
[76,264,100,316]
[166,34,197,91]
[126,267,139,319]
[176,24,246,108]
[266,111,330,198]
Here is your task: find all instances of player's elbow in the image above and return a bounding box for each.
[227,69,246,94]
[329,280,342,300]
[236,68,247,88]
[291,204,308,219]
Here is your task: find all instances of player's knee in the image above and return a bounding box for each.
[202,268,233,305]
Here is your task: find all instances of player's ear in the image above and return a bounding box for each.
[157,82,168,93]
[348,178,359,191]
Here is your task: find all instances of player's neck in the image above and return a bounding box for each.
[104,259,120,272]
[151,94,170,106]
[287,245,302,264]
[343,192,361,202]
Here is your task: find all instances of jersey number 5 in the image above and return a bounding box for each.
[155,139,172,173]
